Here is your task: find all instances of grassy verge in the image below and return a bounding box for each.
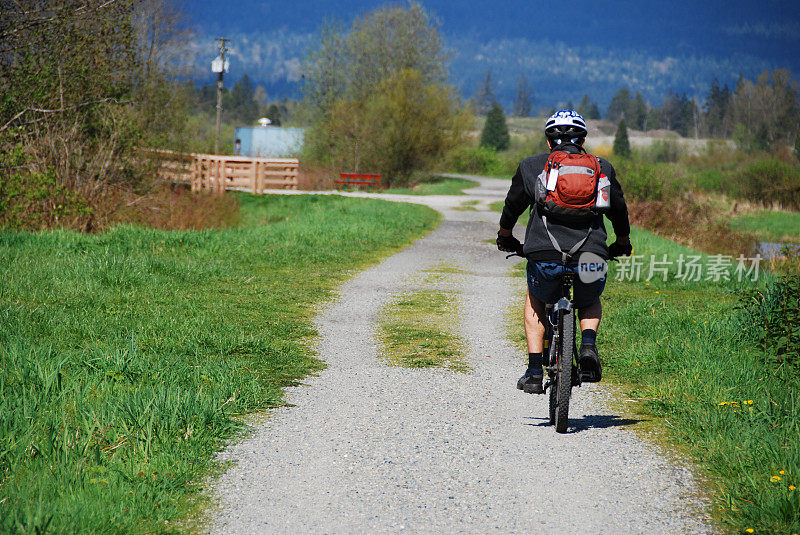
[378,264,469,371]
[504,225,799,532]
[730,210,800,243]
[0,194,439,533]
[382,175,478,195]
[603,228,798,533]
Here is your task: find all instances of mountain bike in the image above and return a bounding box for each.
[542,271,579,433]
[507,250,593,434]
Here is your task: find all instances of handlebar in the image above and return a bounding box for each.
[501,247,624,261]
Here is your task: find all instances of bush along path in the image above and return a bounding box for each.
[212,176,710,533]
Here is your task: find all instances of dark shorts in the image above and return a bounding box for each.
[526,261,606,309]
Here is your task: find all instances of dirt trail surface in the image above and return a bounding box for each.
[211,176,710,534]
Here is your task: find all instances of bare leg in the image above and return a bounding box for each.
[578,298,602,333]
[524,292,547,354]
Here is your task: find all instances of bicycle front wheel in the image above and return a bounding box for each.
[554,308,575,433]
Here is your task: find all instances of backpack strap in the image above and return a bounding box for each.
[542,215,593,264]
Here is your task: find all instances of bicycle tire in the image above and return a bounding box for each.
[554,309,575,433]
[546,326,556,425]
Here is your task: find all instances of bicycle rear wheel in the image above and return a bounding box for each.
[545,324,556,425]
[554,309,575,433]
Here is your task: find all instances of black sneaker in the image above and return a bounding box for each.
[516,368,544,394]
[578,344,602,382]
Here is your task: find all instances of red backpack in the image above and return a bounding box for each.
[536,149,608,221]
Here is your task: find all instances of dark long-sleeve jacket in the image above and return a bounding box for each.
[499,146,630,262]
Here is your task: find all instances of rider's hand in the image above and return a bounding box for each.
[496,231,522,253]
[609,236,632,258]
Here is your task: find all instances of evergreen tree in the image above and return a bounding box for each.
[627,92,647,130]
[480,102,510,151]
[646,106,664,130]
[588,102,601,120]
[607,88,631,121]
[577,94,601,120]
[704,78,731,137]
[228,74,259,123]
[513,74,533,117]
[613,119,631,157]
[266,104,282,126]
[474,70,495,115]
[662,92,693,136]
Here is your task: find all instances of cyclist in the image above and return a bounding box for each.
[496,110,632,394]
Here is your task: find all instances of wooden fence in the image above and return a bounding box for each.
[149,150,298,193]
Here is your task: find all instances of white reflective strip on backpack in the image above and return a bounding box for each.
[546,168,559,191]
[558,166,595,176]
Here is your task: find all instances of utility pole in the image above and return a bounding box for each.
[211,37,230,155]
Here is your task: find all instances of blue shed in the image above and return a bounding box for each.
[234,126,305,158]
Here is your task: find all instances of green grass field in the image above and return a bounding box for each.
[0,194,439,533]
[730,210,800,243]
[382,175,478,195]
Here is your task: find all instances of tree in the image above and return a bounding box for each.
[513,74,533,117]
[704,78,731,137]
[0,0,191,230]
[588,102,601,120]
[613,119,631,157]
[727,69,800,146]
[254,86,269,110]
[480,102,510,151]
[266,104,282,126]
[228,74,259,123]
[301,3,468,185]
[607,88,631,121]
[627,92,647,131]
[646,106,664,130]
[474,70,496,115]
[795,135,800,162]
[578,94,600,120]
[662,92,693,136]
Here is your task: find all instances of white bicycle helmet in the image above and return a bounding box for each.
[544,110,588,143]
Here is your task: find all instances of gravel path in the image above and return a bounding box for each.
[211,176,711,534]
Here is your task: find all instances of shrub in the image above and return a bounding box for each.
[641,140,684,163]
[688,169,733,196]
[739,158,800,209]
[740,275,800,378]
[615,159,672,201]
[590,143,614,160]
[733,123,770,153]
[0,170,92,231]
[446,145,503,175]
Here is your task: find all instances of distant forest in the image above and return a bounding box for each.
[192,67,799,150]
